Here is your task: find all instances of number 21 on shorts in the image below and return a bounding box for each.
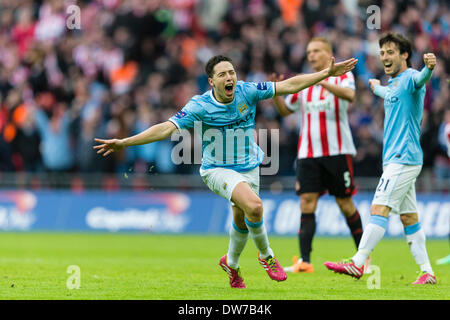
[376,178,390,193]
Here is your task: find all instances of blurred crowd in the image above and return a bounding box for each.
[0,0,448,190]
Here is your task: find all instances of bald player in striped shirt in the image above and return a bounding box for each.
[270,37,368,274]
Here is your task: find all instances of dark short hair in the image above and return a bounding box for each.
[379,32,413,67]
[205,55,233,78]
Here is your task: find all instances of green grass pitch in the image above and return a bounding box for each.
[0,233,448,300]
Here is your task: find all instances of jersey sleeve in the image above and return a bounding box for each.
[405,68,432,93]
[373,85,388,99]
[168,99,202,130]
[284,92,302,112]
[411,66,433,91]
[243,81,275,104]
[339,71,356,90]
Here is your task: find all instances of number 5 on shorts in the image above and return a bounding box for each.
[344,171,351,188]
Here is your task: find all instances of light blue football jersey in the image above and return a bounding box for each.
[380,68,427,166]
[169,80,275,172]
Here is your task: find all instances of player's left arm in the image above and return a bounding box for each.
[275,57,357,96]
[317,81,355,102]
[412,53,436,88]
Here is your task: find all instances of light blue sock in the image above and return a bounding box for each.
[245,218,274,259]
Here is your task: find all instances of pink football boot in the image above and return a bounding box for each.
[324,258,364,279]
[258,254,287,282]
[412,272,437,285]
[219,255,246,289]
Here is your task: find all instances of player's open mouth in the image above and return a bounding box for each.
[384,62,393,69]
[224,83,234,95]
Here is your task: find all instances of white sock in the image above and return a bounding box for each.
[405,223,434,275]
[352,215,389,267]
[245,218,274,259]
[227,222,249,269]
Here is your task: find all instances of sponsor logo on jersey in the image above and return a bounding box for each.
[257,82,268,90]
[304,100,333,113]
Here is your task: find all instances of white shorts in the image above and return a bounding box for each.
[200,166,260,205]
[372,163,422,215]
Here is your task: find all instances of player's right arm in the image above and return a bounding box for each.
[369,79,388,99]
[95,98,202,157]
[94,121,177,157]
[272,96,294,117]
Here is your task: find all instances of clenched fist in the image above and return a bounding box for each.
[423,53,436,70]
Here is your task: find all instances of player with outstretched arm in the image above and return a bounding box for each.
[94,54,357,289]
[324,32,437,285]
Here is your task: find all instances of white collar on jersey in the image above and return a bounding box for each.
[209,89,236,106]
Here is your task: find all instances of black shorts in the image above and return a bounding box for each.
[296,154,355,198]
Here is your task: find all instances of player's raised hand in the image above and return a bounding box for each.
[423,53,436,70]
[329,57,358,76]
[93,138,125,157]
[368,79,381,92]
[327,57,358,77]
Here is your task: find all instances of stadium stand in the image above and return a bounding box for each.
[0,0,448,192]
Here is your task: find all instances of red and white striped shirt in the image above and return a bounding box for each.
[285,71,356,159]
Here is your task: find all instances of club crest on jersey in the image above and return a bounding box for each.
[174,110,187,119]
[257,82,268,90]
[237,103,248,114]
